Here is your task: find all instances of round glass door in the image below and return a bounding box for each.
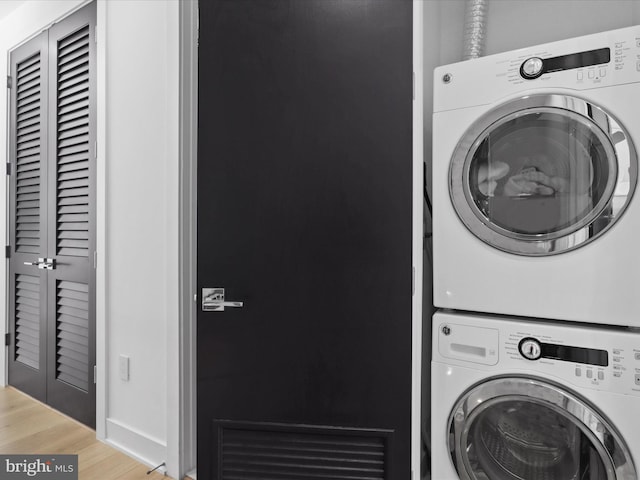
[448,377,636,480]
[450,94,637,255]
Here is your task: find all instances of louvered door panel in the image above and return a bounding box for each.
[46,4,96,427]
[15,274,41,370]
[15,53,42,255]
[56,280,89,392]
[8,29,48,404]
[56,25,90,258]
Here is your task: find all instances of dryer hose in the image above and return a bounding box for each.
[463,0,488,60]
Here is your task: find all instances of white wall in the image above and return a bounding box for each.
[485,0,640,55]
[103,0,179,475]
[0,0,180,477]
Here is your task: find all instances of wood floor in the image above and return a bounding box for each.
[0,386,169,479]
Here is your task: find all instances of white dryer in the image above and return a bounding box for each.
[432,26,640,326]
[431,311,640,480]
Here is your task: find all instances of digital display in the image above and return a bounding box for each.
[541,342,608,367]
[543,48,610,73]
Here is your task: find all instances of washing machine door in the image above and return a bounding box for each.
[450,94,637,255]
[448,377,636,480]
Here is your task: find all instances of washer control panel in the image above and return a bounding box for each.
[434,313,640,397]
[505,328,640,396]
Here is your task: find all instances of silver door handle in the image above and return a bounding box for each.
[202,288,243,312]
[23,258,56,270]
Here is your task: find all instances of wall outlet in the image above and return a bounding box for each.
[119,355,130,381]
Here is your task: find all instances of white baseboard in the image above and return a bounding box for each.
[105,418,167,473]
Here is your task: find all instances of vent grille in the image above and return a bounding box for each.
[56,280,89,391]
[56,26,90,258]
[15,274,40,369]
[15,53,42,255]
[219,425,387,479]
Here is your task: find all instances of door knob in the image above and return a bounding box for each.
[23,258,56,270]
[202,288,243,312]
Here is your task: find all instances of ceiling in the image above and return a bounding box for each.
[0,0,25,21]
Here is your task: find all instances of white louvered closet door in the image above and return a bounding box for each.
[8,2,96,429]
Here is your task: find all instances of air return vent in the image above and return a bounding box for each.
[214,421,390,479]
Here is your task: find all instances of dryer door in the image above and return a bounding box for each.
[450,94,637,255]
[448,377,636,480]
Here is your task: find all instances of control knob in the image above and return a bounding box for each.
[520,57,544,79]
[519,337,542,361]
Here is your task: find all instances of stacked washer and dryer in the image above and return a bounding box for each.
[431,26,640,480]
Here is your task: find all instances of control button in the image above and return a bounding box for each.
[575,367,582,377]
[600,68,606,77]
[586,370,593,379]
[577,70,584,80]
[521,57,544,79]
[637,60,640,71]
[635,374,640,386]
[635,352,640,360]
[588,70,595,79]
[519,338,542,360]
[598,371,604,381]
[636,39,640,48]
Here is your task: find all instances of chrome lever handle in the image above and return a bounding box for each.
[202,288,244,312]
[202,300,244,311]
[23,258,56,270]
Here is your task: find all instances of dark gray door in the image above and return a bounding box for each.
[8,1,96,428]
[8,30,49,404]
[197,1,413,478]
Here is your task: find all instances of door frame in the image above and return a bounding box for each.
[177,0,198,476]
[412,0,425,476]
[176,0,424,478]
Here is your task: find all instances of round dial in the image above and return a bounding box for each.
[521,57,544,79]
[519,337,542,360]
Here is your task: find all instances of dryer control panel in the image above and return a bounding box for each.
[519,48,610,80]
[434,312,640,397]
[433,24,640,113]
[499,32,638,88]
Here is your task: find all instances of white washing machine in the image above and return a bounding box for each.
[432,26,640,326]
[431,311,640,480]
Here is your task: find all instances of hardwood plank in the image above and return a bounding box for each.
[0,387,168,479]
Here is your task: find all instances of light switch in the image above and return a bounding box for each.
[119,355,130,381]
